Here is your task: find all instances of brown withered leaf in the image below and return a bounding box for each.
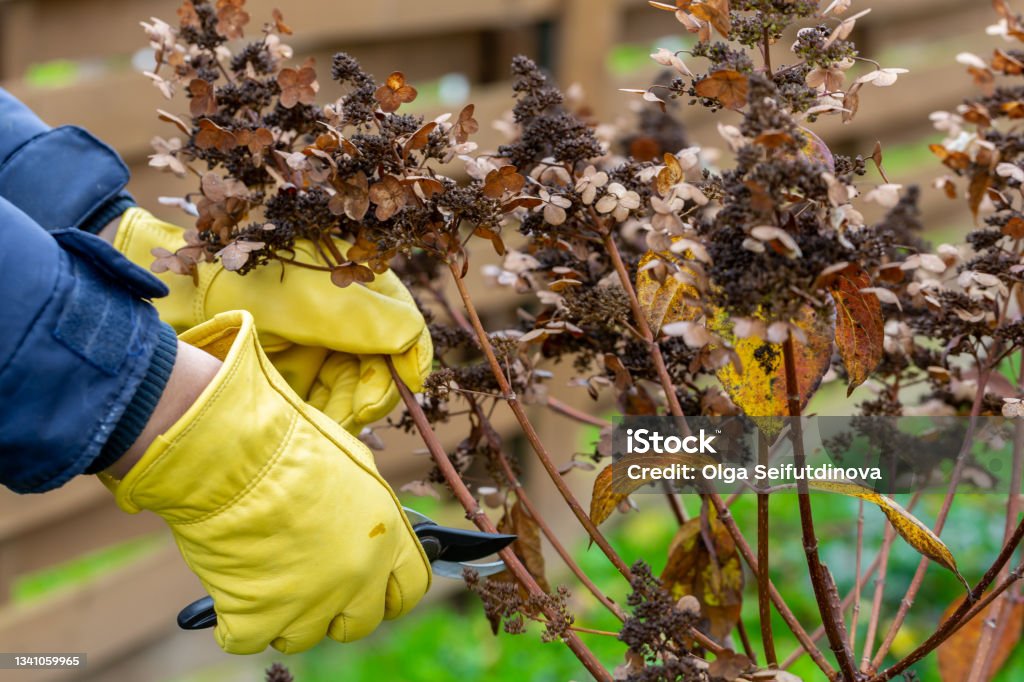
[1004,217,1024,239]
[829,266,884,396]
[343,231,381,263]
[962,103,992,128]
[277,65,319,108]
[271,8,292,35]
[234,127,273,156]
[706,652,753,681]
[374,72,418,113]
[217,239,264,271]
[969,170,992,221]
[215,0,249,39]
[157,108,191,135]
[482,166,526,198]
[408,176,445,199]
[501,196,544,212]
[473,225,506,257]
[810,481,969,591]
[843,83,862,124]
[496,501,550,594]
[187,79,217,117]
[630,136,662,162]
[200,171,246,202]
[453,104,479,144]
[368,175,407,220]
[710,304,833,418]
[929,144,972,171]
[994,0,1024,40]
[656,152,684,196]
[330,262,375,288]
[195,119,237,153]
[689,0,731,39]
[694,69,748,110]
[937,596,1024,682]
[177,1,200,28]
[329,171,370,221]
[1004,101,1024,119]
[754,129,795,149]
[993,48,1024,75]
[744,180,774,214]
[402,121,437,159]
[661,506,744,644]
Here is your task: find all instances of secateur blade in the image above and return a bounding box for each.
[402,506,515,577]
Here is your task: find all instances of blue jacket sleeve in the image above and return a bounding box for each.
[0,87,136,234]
[0,197,177,493]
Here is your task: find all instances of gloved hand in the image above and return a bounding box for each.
[113,207,433,432]
[100,311,431,654]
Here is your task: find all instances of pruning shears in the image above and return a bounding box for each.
[176,507,516,630]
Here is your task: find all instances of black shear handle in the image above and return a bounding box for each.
[178,596,218,630]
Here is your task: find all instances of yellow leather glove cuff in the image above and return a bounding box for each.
[101,311,430,654]
[113,208,433,431]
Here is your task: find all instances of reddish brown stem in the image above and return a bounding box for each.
[861,521,898,672]
[464,393,626,621]
[546,396,612,428]
[447,261,634,581]
[386,357,611,681]
[600,231,685,418]
[782,535,893,670]
[782,336,860,682]
[757,433,777,666]
[850,500,865,655]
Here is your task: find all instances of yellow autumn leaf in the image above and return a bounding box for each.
[635,249,701,332]
[710,305,833,420]
[661,506,744,643]
[590,452,717,526]
[809,480,969,590]
[589,465,626,527]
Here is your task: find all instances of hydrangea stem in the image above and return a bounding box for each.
[782,335,860,682]
[447,261,635,581]
[386,357,611,682]
[757,433,777,666]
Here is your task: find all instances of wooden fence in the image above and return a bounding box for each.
[0,0,1001,680]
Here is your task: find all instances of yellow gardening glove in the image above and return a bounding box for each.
[100,311,431,654]
[113,207,432,432]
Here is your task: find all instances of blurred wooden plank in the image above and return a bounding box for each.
[0,0,34,79]
[0,478,105,540]
[0,0,558,70]
[558,0,621,118]
[0,506,166,599]
[0,542,203,682]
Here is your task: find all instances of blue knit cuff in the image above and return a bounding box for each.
[80,192,136,235]
[87,322,178,474]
